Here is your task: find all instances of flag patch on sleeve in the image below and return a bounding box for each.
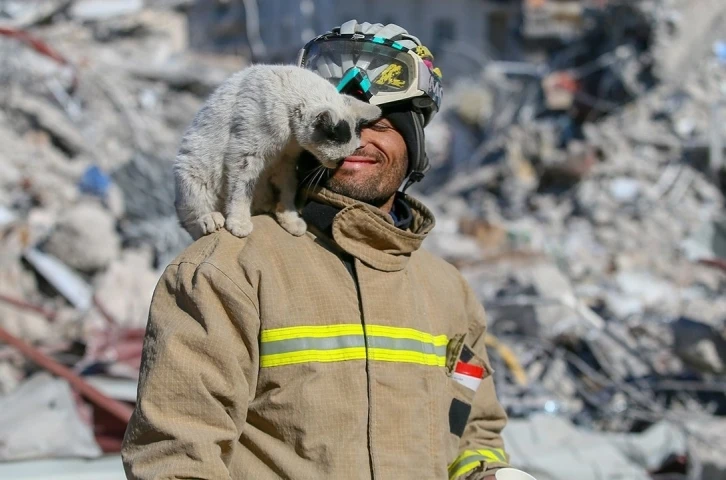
[451,361,485,392]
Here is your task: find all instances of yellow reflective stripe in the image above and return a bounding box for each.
[449,451,484,480]
[477,448,507,463]
[260,347,366,367]
[261,324,364,342]
[262,348,446,368]
[366,325,448,346]
[450,461,480,480]
[448,450,482,475]
[448,448,508,480]
[260,324,448,368]
[368,348,446,367]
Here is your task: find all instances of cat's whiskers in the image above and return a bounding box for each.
[312,165,327,192]
[300,166,319,186]
[302,164,324,188]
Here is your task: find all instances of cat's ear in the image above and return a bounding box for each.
[345,97,381,123]
[313,107,352,142]
[313,108,335,131]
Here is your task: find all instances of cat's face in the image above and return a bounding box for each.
[296,96,381,168]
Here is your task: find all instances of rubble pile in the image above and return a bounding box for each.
[419,0,726,477]
[0,0,724,478]
[0,0,243,461]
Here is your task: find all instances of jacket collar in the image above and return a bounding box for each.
[301,187,436,272]
[389,194,413,230]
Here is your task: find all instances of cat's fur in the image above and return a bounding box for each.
[174,65,381,239]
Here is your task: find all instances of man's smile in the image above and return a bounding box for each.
[338,155,379,171]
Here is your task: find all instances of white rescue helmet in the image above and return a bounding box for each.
[297,20,444,185]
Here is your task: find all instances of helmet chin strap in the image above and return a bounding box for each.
[402,109,428,193]
[387,109,428,194]
[401,171,425,193]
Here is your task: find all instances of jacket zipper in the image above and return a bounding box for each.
[346,256,376,480]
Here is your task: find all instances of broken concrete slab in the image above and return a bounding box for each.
[23,248,93,312]
[671,317,726,374]
[684,415,726,479]
[0,373,101,461]
[502,415,687,480]
[42,202,120,273]
[93,249,159,330]
[69,0,144,21]
[6,93,87,158]
[0,454,124,480]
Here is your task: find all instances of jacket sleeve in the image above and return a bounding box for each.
[122,261,260,480]
[451,279,511,480]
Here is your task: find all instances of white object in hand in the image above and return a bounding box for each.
[495,468,537,480]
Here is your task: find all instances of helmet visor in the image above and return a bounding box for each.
[300,37,419,99]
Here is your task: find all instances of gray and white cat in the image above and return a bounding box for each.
[174,65,381,239]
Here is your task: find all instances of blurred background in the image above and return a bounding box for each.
[0,0,725,478]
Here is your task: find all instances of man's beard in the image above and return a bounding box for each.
[324,149,409,208]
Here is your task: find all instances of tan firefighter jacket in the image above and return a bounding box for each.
[122,188,510,480]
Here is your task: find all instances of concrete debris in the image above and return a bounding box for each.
[672,317,726,375]
[418,1,726,477]
[43,202,120,273]
[0,373,101,461]
[0,1,73,29]
[6,92,87,157]
[0,0,217,461]
[685,415,726,479]
[503,415,688,480]
[0,362,22,395]
[0,454,124,480]
[23,248,93,312]
[682,215,726,261]
[608,177,642,203]
[85,376,137,403]
[0,0,724,477]
[69,0,144,21]
[93,249,157,330]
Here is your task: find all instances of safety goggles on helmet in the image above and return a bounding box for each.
[297,33,443,126]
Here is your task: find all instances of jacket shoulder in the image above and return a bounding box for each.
[412,248,476,302]
[168,214,292,274]
[413,248,466,282]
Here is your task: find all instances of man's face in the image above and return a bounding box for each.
[324,118,409,208]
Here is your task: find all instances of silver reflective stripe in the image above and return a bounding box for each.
[489,449,506,462]
[367,336,447,356]
[262,334,447,357]
[261,335,365,355]
[453,454,485,471]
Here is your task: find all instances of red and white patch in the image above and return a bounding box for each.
[452,361,485,392]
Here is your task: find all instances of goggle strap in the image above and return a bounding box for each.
[336,67,374,101]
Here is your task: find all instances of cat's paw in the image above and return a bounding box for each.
[277,213,307,237]
[225,217,254,238]
[198,212,226,236]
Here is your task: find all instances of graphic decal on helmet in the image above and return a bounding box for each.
[375,64,406,88]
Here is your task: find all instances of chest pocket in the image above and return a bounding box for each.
[444,334,492,441]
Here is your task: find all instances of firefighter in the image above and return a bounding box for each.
[123,20,513,480]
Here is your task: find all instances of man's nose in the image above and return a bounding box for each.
[359,129,374,146]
